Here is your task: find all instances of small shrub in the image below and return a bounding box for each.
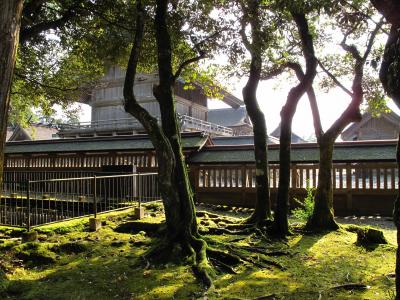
[292,183,315,222]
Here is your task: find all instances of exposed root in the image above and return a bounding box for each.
[209,258,238,274]
[207,248,241,265]
[189,235,214,289]
[196,211,239,224]
[329,283,370,291]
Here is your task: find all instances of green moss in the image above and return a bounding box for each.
[14,242,57,267]
[51,242,90,255]
[0,209,396,299]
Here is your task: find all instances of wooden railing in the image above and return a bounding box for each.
[194,162,398,191]
[192,162,398,216]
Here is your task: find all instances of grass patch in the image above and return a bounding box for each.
[0,207,396,299]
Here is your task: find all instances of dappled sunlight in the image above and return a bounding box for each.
[0,206,396,299]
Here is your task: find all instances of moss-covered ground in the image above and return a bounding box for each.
[0,203,396,300]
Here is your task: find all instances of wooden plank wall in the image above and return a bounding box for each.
[192,162,398,216]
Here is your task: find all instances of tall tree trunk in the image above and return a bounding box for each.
[307,137,338,230]
[273,12,317,237]
[369,2,400,297]
[243,86,271,223]
[153,0,200,240]
[123,0,212,288]
[0,0,23,183]
[307,19,382,232]
[395,134,400,300]
[240,0,271,225]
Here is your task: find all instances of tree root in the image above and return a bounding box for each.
[196,211,239,224]
[207,247,242,265]
[329,283,370,291]
[252,283,369,299]
[189,235,214,289]
[209,257,238,274]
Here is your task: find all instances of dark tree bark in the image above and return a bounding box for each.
[123,0,212,288]
[306,20,382,231]
[273,12,317,237]
[370,1,400,297]
[0,0,23,183]
[240,0,271,225]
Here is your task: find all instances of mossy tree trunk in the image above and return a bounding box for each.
[0,0,23,184]
[395,136,400,299]
[123,0,211,287]
[307,137,338,230]
[369,1,400,296]
[273,12,317,237]
[307,20,382,232]
[240,0,271,225]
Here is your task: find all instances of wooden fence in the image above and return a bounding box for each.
[192,162,398,216]
[4,149,398,216]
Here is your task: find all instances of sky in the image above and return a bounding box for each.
[208,77,400,140]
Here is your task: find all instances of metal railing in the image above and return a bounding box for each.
[0,173,160,229]
[58,114,233,136]
[179,114,233,136]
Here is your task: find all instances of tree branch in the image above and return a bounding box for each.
[172,53,205,82]
[363,17,384,60]
[285,62,323,139]
[20,3,82,42]
[317,60,353,97]
[14,72,81,93]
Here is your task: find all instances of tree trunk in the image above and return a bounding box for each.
[244,92,271,224]
[368,3,400,297]
[0,0,23,183]
[395,134,400,300]
[306,138,338,230]
[273,12,317,237]
[240,0,271,225]
[123,0,211,288]
[153,0,199,240]
[274,114,292,235]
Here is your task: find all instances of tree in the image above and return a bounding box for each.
[273,7,317,237]
[239,0,272,225]
[123,0,213,288]
[369,0,400,297]
[0,0,23,182]
[306,2,384,231]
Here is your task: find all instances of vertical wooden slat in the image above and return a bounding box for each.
[369,168,373,189]
[377,168,381,189]
[384,168,388,189]
[391,168,396,190]
[362,166,366,189]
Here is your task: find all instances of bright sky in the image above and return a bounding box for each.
[209,77,400,140]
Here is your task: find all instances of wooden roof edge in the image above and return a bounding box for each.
[5,131,209,146]
[199,139,398,151]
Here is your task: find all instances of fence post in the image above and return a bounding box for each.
[27,180,31,231]
[93,175,97,218]
[345,163,353,212]
[138,174,142,209]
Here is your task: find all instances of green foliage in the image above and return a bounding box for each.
[292,183,315,222]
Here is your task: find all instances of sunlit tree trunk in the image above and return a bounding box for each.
[0,0,23,183]
[240,0,271,225]
[273,12,317,237]
[123,0,212,288]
